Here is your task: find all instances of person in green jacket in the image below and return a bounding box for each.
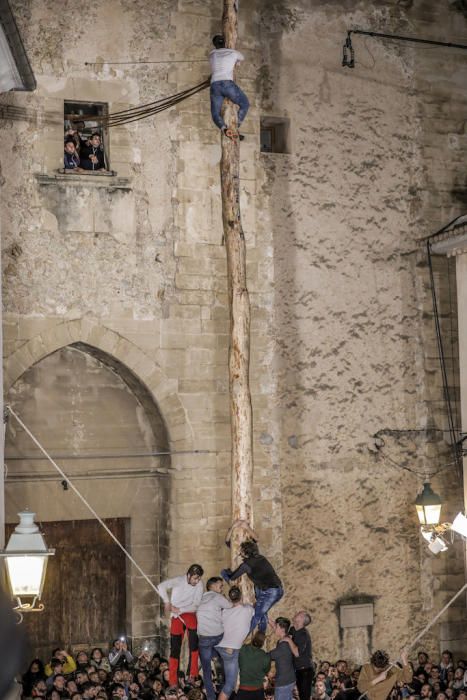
[238,632,272,700]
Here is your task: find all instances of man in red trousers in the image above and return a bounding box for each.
[157,564,204,686]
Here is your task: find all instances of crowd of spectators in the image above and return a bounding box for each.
[63,122,107,172]
[20,642,205,700]
[17,644,467,700]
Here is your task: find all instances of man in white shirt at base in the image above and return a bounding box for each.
[209,34,250,140]
[157,564,204,686]
[215,586,254,700]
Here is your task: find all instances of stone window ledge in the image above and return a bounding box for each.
[35,171,132,190]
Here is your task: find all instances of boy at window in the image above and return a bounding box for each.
[64,139,81,170]
[80,133,106,171]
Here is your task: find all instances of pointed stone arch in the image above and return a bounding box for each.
[3,317,192,448]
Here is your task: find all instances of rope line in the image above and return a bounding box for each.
[7,406,162,600]
[356,583,467,700]
[406,582,467,651]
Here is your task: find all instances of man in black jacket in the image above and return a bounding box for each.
[221,522,283,633]
[80,133,106,171]
[290,611,314,700]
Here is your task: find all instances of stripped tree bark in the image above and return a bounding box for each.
[220,0,254,591]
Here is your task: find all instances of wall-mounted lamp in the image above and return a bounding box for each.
[415,482,442,526]
[416,486,467,556]
[0,512,54,618]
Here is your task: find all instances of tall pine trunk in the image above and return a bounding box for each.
[220,0,254,591]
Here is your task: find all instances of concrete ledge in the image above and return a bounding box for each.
[35,172,133,190]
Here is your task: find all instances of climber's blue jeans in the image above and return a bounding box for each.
[210,80,250,130]
[251,585,284,633]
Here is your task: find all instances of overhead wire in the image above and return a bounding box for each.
[375,446,455,480]
[85,60,207,65]
[427,241,463,480]
[371,428,462,479]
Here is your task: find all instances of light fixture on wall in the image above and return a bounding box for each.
[415,482,442,526]
[414,485,467,556]
[0,511,54,620]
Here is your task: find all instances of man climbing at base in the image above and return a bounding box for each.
[221,519,283,633]
[357,648,412,700]
[209,34,249,141]
[157,564,204,686]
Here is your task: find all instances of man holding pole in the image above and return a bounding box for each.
[209,34,249,140]
[157,564,204,686]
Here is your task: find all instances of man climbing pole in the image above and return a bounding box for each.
[209,34,249,140]
[221,520,283,632]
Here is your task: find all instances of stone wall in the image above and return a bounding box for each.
[0,0,280,649]
[1,0,467,661]
[256,0,467,660]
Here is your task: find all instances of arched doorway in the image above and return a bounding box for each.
[5,343,170,659]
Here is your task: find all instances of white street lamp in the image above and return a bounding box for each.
[0,511,54,614]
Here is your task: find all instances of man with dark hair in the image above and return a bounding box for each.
[415,655,430,677]
[157,564,204,686]
[222,521,283,632]
[30,681,48,700]
[357,649,412,700]
[110,684,126,700]
[46,663,63,691]
[50,675,67,696]
[268,618,298,700]
[440,652,453,686]
[336,661,349,681]
[75,673,89,690]
[209,34,249,140]
[215,586,254,700]
[64,140,82,170]
[421,684,433,699]
[237,631,271,700]
[80,133,106,171]
[197,576,232,700]
[313,680,330,700]
[109,641,134,670]
[290,611,314,700]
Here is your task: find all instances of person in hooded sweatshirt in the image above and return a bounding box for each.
[197,577,233,700]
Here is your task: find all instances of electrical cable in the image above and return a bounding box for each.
[6,406,162,601]
[78,78,211,129]
[427,241,463,480]
[85,60,207,65]
[373,428,452,439]
[5,448,217,461]
[371,428,461,478]
[0,78,210,129]
[375,447,454,480]
[446,256,460,432]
